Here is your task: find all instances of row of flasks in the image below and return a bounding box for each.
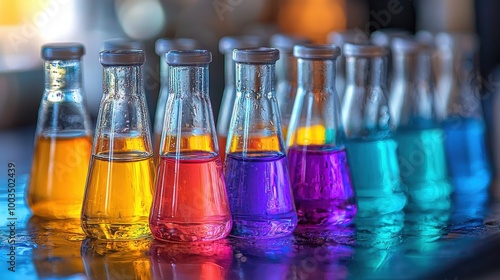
[27,30,491,243]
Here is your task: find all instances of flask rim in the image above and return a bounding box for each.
[233,47,279,64]
[343,43,388,58]
[293,44,341,59]
[155,38,198,56]
[327,30,369,45]
[391,37,429,54]
[41,43,85,60]
[100,49,145,66]
[166,50,212,65]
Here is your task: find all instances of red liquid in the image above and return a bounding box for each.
[149,152,232,242]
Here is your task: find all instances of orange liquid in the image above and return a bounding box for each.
[150,152,231,242]
[28,134,92,219]
[153,132,162,165]
[228,134,282,153]
[82,137,154,240]
[288,124,328,146]
[218,135,227,164]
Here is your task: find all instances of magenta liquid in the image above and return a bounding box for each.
[224,152,297,238]
[288,146,357,227]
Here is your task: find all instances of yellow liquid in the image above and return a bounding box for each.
[288,124,327,146]
[161,134,215,154]
[82,137,154,240]
[28,134,92,219]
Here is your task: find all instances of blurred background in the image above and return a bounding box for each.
[0,0,499,149]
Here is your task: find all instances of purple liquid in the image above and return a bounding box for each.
[288,146,356,227]
[224,152,297,238]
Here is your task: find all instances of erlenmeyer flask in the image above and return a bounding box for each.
[217,36,264,163]
[81,50,154,240]
[436,33,492,227]
[286,44,356,235]
[389,37,452,235]
[149,50,232,242]
[225,47,297,238]
[27,43,93,219]
[341,43,406,226]
[270,33,310,137]
[327,29,369,101]
[153,38,198,159]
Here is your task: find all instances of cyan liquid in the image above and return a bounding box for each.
[287,146,356,227]
[345,138,406,216]
[442,117,492,194]
[224,152,297,238]
[394,128,452,211]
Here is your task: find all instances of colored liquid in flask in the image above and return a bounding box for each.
[225,152,297,238]
[82,136,154,240]
[345,138,406,215]
[395,128,451,209]
[218,135,227,164]
[442,117,491,194]
[288,146,356,226]
[150,151,232,242]
[28,132,92,219]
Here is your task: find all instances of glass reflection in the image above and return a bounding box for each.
[149,239,232,280]
[81,238,152,280]
[27,216,86,279]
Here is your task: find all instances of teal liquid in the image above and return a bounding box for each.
[345,138,406,248]
[395,128,452,239]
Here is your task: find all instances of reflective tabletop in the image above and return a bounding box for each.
[1,126,500,280]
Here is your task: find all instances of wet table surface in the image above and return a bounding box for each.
[1,126,500,280]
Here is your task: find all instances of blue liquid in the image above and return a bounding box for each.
[345,138,407,216]
[224,152,297,238]
[442,117,492,194]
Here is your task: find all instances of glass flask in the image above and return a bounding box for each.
[327,29,369,101]
[81,239,152,280]
[149,50,232,242]
[27,43,93,219]
[269,33,310,137]
[81,50,154,240]
[153,38,198,160]
[286,44,356,234]
[217,35,264,163]
[341,43,406,234]
[389,37,452,234]
[225,47,297,238]
[436,33,492,227]
[435,33,492,194]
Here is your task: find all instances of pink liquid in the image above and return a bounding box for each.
[149,152,232,242]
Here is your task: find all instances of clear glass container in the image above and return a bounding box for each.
[153,38,198,160]
[286,44,356,237]
[270,33,310,137]
[149,50,232,242]
[217,35,264,163]
[389,37,451,234]
[81,50,154,240]
[341,43,406,241]
[225,47,297,238]
[27,43,93,219]
[436,32,492,226]
[327,29,369,100]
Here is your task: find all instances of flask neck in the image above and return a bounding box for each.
[44,60,82,91]
[236,62,274,96]
[103,65,143,97]
[345,56,386,88]
[297,58,336,93]
[392,52,432,84]
[160,56,169,88]
[169,64,209,98]
[277,53,298,87]
[224,53,235,88]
